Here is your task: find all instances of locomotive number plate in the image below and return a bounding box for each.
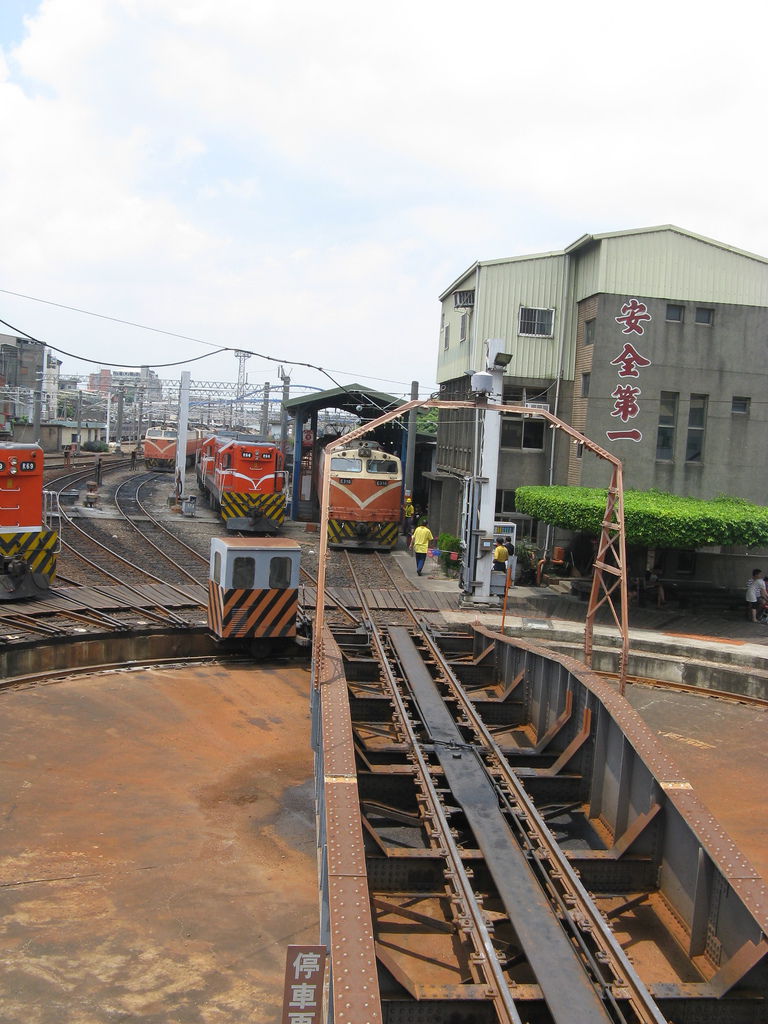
[241,451,253,459]
[20,461,36,471]
[376,480,388,487]
[260,452,272,460]
[0,462,5,471]
[338,477,352,485]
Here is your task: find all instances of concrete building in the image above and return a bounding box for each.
[429,226,768,582]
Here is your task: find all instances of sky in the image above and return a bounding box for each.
[1,0,767,404]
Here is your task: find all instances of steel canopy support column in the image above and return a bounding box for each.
[174,371,191,502]
[585,461,629,690]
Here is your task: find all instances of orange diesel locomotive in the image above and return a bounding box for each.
[143,426,203,471]
[320,440,402,550]
[196,435,287,532]
[0,443,58,599]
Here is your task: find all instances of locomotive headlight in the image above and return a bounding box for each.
[9,467,17,475]
[9,457,17,466]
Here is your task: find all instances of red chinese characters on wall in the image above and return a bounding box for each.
[607,300,652,442]
[615,298,651,335]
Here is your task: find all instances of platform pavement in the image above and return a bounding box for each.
[390,546,768,668]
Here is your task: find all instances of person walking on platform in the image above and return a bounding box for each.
[411,520,433,577]
[746,568,766,622]
[130,447,137,470]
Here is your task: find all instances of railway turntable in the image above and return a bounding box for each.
[313,615,768,1024]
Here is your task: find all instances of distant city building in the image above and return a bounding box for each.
[0,332,54,430]
[430,225,768,583]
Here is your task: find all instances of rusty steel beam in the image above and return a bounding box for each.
[314,629,383,1024]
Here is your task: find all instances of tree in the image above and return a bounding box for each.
[515,486,768,549]
[416,407,438,435]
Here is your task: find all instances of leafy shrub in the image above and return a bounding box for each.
[81,440,109,453]
[515,486,768,549]
[437,532,462,574]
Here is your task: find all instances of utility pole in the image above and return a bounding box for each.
[76,391,82,450]
[234,350,251,427]
[260,381,270,438]
[279,366,291,454]
[116,386,124,443]
[136,389,144,444]
[32,389,41,441]
[463,339,512,604]
[404,380,418,499]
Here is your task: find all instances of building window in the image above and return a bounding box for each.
[459,311,469,343]
[685,394,708,462]
[666,304,684,322]
[443,322,450,350]
[501,415,545,450]
[655,391,678,461]
[501,386,547,450]
[584,319,595,345]
[732,396,750,414]
[580,373,590,398]
[496,490,517,515]
[519,306,554,337]
[695,307,714,326]
[576,442,584,459]
[453,289,475,309]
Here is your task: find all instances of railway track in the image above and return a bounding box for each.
[314,551,768,1023]
[49,466,208,592]
[0,464,210,643]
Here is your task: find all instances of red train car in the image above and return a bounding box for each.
[319,440,402,550]
[196,435,287,532]
[0,443,58,599]
[143,427,203,471]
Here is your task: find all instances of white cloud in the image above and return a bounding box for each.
[0,0,767,397]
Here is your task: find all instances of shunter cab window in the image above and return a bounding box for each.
[232,556,255,588]
[269,556,292,589]
[367,459,396,473]
[331,457,361,472]
[213,551,222,584]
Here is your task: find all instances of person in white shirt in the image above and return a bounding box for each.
[745,568,766,622]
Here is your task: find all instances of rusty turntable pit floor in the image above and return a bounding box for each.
[626,684,768,883]
[0,662,317,1024]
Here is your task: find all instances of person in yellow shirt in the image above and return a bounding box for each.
[411,521,434,576]
[403,498,415,541]
[492,540,509,572]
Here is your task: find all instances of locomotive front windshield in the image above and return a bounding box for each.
[331,457,362,472]
[367,459,397,473]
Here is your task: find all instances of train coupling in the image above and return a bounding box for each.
[0,556,51,601]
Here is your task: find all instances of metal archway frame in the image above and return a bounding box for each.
[313,399,629,690]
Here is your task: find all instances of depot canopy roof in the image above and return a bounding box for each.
[284,384,404,419]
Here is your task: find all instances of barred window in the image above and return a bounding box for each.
[519,306,554,337]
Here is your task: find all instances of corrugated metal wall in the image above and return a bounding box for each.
[436,227,768,387]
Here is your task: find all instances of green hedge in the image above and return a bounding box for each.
[514,486,768,549]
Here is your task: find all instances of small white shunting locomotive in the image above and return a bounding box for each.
[207,537,309,656]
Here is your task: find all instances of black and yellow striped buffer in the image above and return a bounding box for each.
[208,581,297,638]
[0,529,58,582]
[220,491,286,525]
[327,519,398,549]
